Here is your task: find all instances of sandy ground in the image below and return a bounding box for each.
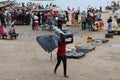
[0,12,120,80]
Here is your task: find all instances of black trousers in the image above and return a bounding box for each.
[88,24,93,31]
[66,16,69,21]
[32,19,34,30]
[54,56,67,76]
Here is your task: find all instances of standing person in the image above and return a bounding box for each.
[100,6,102,13]
[37,12,41,25]
[97,11,101,19]
[81,15,87,30]
[25,11,31,25]
[46,12,52,31]
[71,11,76,24]
[107,16,113,31]
[34,15,39,31]
[64,10,69,22]
[6,12,11,26]
[75,12,79,24]
[32,13,35,30]
[1,12,6,28]
[54,34,73,78]
[57,18,63,30]
[41,12,46,31]
[18,11,22,24]
[77,7,80,15]
[92,13,96,24]
[87,16,93,31]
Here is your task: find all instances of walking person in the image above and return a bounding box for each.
[54,34,73,78]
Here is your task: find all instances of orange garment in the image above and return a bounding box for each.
[99,21,104,30]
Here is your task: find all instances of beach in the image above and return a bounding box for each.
[0,12,120,80]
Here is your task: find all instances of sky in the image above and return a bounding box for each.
[1,0,120,11]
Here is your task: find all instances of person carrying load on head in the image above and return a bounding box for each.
[54,34,73,78]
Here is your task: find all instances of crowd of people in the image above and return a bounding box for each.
[80,10,104,31]
[0,2,116,32]
[0,1,120,78]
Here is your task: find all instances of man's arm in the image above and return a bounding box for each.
[66,36,73,44]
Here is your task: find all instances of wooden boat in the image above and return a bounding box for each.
[0,0,14,9]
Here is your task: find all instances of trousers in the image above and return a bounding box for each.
[54,56,67,76]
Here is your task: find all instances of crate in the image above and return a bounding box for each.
[105,33,113,38]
